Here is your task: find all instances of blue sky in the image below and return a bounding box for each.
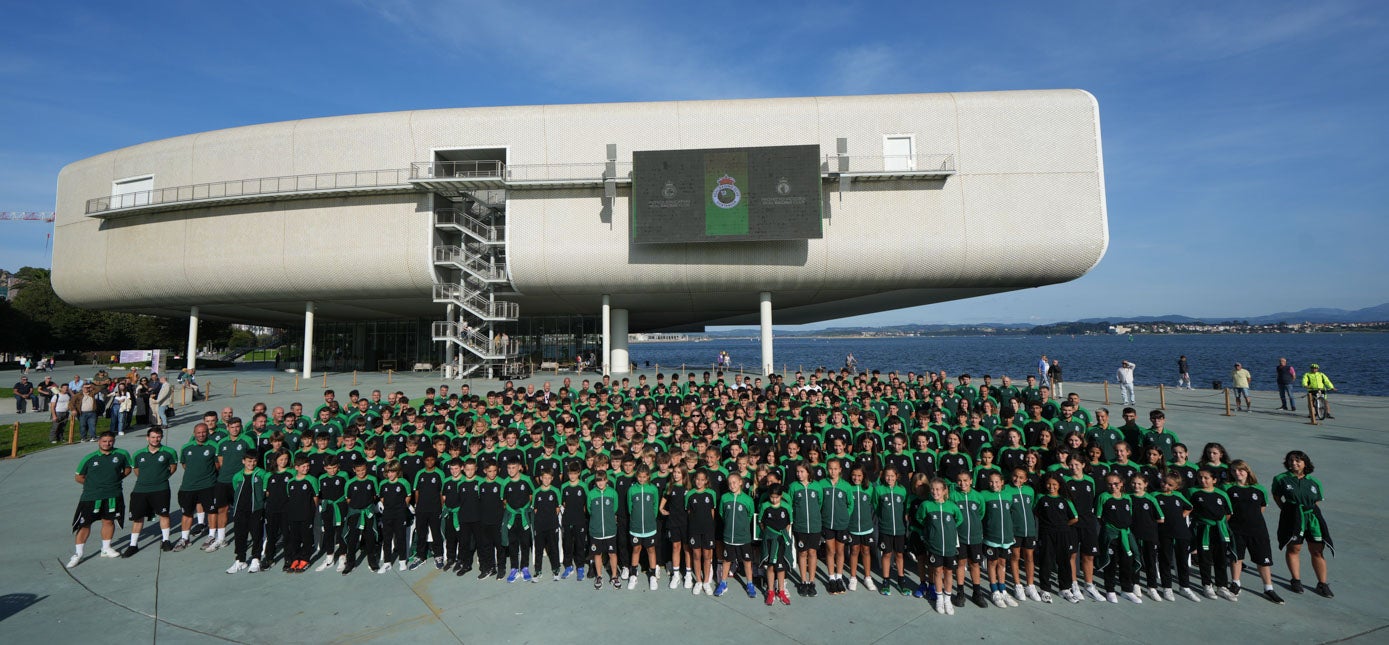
[2,1,1385,326]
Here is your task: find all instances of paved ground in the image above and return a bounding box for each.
[2,366,1388,644]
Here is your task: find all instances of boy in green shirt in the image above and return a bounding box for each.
[625,466,661,590]
[587,470,620,589]
[714,473,757,599]
[226,452,268,573]
[124,427,177,557]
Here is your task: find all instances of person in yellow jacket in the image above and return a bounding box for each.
[1301,365,1335,419]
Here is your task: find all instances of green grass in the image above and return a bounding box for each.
[240,349,283,362]
[0,387,13,398]
[4,416,116,459]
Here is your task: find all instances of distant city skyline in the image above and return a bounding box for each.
[3,1,1385,326]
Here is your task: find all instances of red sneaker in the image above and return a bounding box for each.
[765,590,774,605]
[778,589,791,605]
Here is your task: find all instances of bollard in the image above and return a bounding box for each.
[1104,381,1110,405]
[10,422,18,458]
[295,374,300,392]
[181,387,187,406]
[388,369,393,384]
[1307,393,1317,425]
[322,372,327,388]
[354,370,358,386]
[270,375,276,394]
[233,378,238,398]
[1224,388,1232,416]
[68,415,75,444]
[206,382,212,401]
[1159,383,1166,410]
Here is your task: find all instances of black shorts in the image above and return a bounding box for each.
[589,536,617,555]
[794,531,823,551]
[178,487,217,516]
[879,534,906,554]
[688,531,715,550]
[212,482,235,509]
[129,490,171,521]
[1233,532,1274,567]
[630,534,656,549]
[821,528,850,544]
[721,543,753,562]
[665,524,688,546]
[984,545,1012,561]
[73,497,125,532]
[848,532,876,547]
[1074,518,1100,555]
[926,552,957,568]
[958,542,985,564]
[1012,536,1037,550]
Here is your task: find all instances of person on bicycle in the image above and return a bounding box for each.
[1300,364,1335,420]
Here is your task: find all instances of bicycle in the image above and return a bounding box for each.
[1309,390,1333,421]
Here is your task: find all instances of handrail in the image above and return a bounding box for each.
[431,284,518,320]
[823,153,955,174]
[86,168,413,214]
[432,246,507,281]
[411,160,504,180]
[435,209,505,243]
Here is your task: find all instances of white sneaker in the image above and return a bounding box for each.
[864,576,877,592]
[693,581,703,595]
[1121,591,1143,604]
[705,582,714,596]
[1014,585,1027,602]
[627,575,638,590]
[377,563,391,574]
[1216,586,1238,602]
[226,561,247,574]
[100,548,122,559]
[249,558,262,573]
[649,575,658,591]
[1107,591,1119,603]
[1147,587,1163,601]
[1025,584,1042,602]
[944,593,955,615]
[684,572,693,589]
[316,556,334,572]
[66,554,81,568]
[848,576,858,592]
[1086,584,1106,602]
[336,555,347,573]
[1062,589,1081,604]
[199,539,217,552]
[1203,585,1218,600]
[620,567,630,580]
[991,591,1007,608]
[1039,590,1053,603]
[935,595,947,614]
[1180,587,1202,602]
[399,561,407,571]
[1003,591,1019,607]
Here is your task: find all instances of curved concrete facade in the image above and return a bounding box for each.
[53,90,1107,330]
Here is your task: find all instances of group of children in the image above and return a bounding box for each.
[68,367,1335,615]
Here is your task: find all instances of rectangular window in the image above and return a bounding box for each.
[882,136,914,171]
[112,175,153,209]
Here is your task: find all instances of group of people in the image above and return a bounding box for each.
[68,366,1334,615]
[15,372,178,442]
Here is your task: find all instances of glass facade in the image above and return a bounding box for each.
[303,315,601,372]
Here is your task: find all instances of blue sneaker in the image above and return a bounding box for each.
[506,568,519,583]
[561,566,574,579]
[714,581,728,597]
[577,566,586,581]
[745,582,757,598]
[913,583,927,598]
[925,585,938,603]
[522,567,533,582]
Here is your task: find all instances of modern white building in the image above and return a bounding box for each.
[52,90,1108,377]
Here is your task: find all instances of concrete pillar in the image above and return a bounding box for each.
[611,308,630,375]
[444,304,457,379]
[601,295,611,376]
[760,292,773,376]
[186,306,199,371]
[303,301,315,379]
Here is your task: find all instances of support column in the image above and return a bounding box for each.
[444,304,457,379]
[760,292,773,376]
[601,295,611,376]
[186,306,200,371]
[303,301,315,379]
[611,308,630,375]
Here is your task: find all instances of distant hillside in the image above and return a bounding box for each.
[1074,303,1389,326]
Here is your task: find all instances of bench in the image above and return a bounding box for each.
[412,362,433,372]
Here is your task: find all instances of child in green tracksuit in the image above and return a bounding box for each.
[917,478,962,615]
[820,461,855,594]
[981,470,1016,607]
[758,484,794,606]
[587,470,620,590]
[950,471,987,608]
[1007,468,1040,602]
[715,473,757,599]
[625,466,661,590]
[846,466,878,592]
[226,453,267,573]
[874,467,910,595]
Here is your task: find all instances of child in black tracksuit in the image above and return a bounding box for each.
[477,462,505,579]
[343,462,382,574]
[264,451,293,567]
[559,464,590,579]
[533,471,562,579]
[444,460,482,575]
[1155,473,1198,601]
[379,463,413,570]
[285,456,320,573]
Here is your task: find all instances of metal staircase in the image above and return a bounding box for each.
[428,191,520,378]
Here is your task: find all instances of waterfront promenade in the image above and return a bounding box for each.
[2,368,1387,643]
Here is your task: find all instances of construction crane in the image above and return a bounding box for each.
[0,211,56,222]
